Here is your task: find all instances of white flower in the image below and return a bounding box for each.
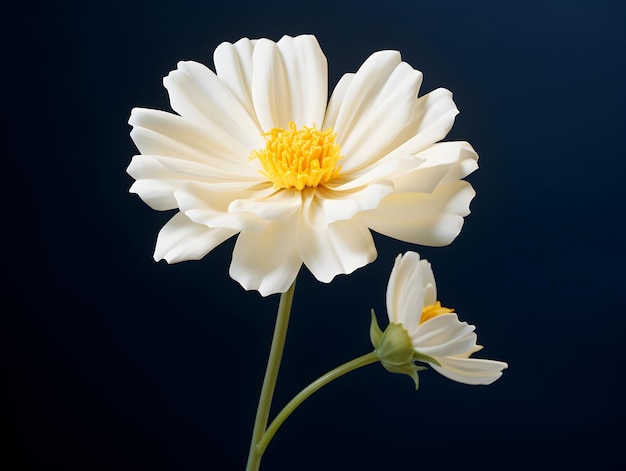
[127,34,479,296]
[374,251,507,385]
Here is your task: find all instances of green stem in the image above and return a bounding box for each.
[256,350,380,456]
[245,280,296,471]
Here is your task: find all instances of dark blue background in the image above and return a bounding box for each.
[3,0,625,469]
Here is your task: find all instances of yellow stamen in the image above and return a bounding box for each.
[419,301,454,325]
[250,121,342,190]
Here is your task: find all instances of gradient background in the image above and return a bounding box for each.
[3,0,625,469]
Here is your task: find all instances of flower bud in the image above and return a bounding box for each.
[370,310,427,389]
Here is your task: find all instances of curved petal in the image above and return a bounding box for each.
[251,35,327,130]
[229,188,302,222]
[128,152,262,212]
[385,252,427,329]
[411,314,477,358]
[229,215,302,296]
[390,141,478,194]
[129,154,271,211]
[174,182,274,232]
[322,73,354,130]
[274,35,328,127]
[213,38,258,121]
[420,259,437,308]
[439,145,480,186]
[129,108,257,175]
[359,180,476,246]
[297,192,377,283]
[163,60,263,151]
[329,51,424,174]
[323,156,414,192]
[127,155,183,210]
[130,154,262,184]
[382,87,459,160]
[432,356,508,385]
[154,212,238,263]
[128,154,263,212]
[317,180,394,224]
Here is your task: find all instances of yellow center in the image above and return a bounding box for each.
[419,301,454,325]
[250,121,342,191]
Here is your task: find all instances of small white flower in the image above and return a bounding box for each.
[372,251,507,386]
[127,35,478,296]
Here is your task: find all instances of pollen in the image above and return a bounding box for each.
[419,301,454,325]
[250,122,342,191]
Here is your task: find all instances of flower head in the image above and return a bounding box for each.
[371,251,507,387]
[127,35,479,296]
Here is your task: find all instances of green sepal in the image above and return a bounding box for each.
[410,367,420,390]
[387,362,423,390]
[369,309,383,349]
[413,351,441,367]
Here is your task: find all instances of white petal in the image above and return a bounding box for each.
[128,108,256,174]
[439,145,480,186]
[432,356,508,385]
[131,154,261,184]
[174,183,274,232]
[251,35,327,130]
[411,314,477,357]
[213,38,257,120]
[390,142,478,194]
[229,215,302,296]
[330,51,424,173]
[297,192,377,283]
[154,212,237,263]
[229,188,302,222]
[274,35,328,127]
[420,259,437,307]
[323,156,414,192]
[383,88,459,160]
[127,155,182,210]
[127,154,262,212]
[317,180,394,224]
[385,252,427,329]
[322,73,354,130]
[163,60,262,150]
[250,39,289,130]
[360,180,476,246]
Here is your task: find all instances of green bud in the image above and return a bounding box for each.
[377,323,414,367]
[369,310,428,390]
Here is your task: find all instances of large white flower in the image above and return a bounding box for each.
[127,34,479,296]
[373,251,507,385]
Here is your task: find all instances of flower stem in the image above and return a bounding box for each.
[256,350,380,456]
[245,280,296,471]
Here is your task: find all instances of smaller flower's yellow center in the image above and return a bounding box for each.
[250,121,342,190]
[419,301,454,325]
